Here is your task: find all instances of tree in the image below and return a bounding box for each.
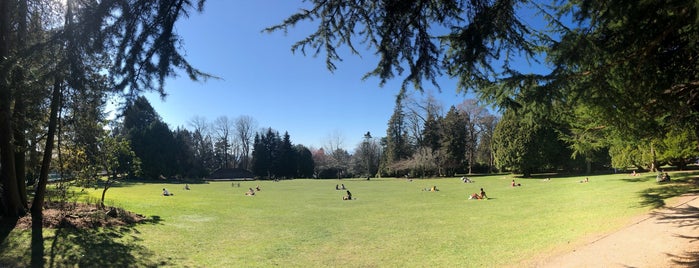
[251,128,301,179]
[234,115,257,170]
[457,99,489,174]
[276,132,296,178]
[440,106,467,175]
[382,89,413,176]
[98,134,141,209]
[1,1,209,265]
[492,109,569,177]
[213,116,233,168]
[559,105,609,174]
[266,0,535,92]
[548,1,699,143]
[189,116,216,175]
[294,145,315,178]
[476,114,498,173]
[353,132,382,177]
[271,1,699,176]
[658,127,699,170]
[122,97,178,179]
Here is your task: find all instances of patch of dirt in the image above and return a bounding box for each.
[15,202,145,230]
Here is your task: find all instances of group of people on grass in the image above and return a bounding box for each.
[335,184,347,190]
[656,172,671,183]
[162,183,193,196]
[245,185,262,196]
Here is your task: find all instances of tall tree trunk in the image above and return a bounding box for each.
[14,0,30,207]
[13,80,29,207]
[29,78,61,267]
[0,0,26,217]
[585,158,592,174]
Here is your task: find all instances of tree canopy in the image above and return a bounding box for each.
[269,0,699,174]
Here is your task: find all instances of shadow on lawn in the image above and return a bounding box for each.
[638,175,699,208]
[46,215,167,267]
[0,214,167,267]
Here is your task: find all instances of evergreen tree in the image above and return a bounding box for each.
[277,132,296,178]
[294,145,315,178]
[440,106,467,175]
[382,89,412,175]
[122,97,177,179]
[251,134,269,178]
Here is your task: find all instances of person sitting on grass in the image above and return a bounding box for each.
[255,185,261,191]
[469,193,480,200]
[335,184,340,190]
[245,188,255,196]
[184,184,191,190]
[430,185,439,192]
[511,180,521,187]
[162,188,173,196]
[479,188,488,199]
[343,190,352,200]
[341,184,346,190]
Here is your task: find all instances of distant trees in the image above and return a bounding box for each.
[379,93,499,177]
[352,132,382,178]
[121,97,180,179]
[251,128,313,179]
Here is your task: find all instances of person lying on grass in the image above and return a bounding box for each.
[245,188,255,196]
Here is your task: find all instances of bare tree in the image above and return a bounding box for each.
[404,91,444,148]
[189,115,210,137]
[234,115,257,170]
[213,116,233,168]
[323,129,345,155]
[458,99,489,174]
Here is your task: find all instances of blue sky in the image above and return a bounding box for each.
[142,1,509,150]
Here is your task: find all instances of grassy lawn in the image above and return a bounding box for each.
[1,172,697,267]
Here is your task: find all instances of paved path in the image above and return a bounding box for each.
[523,194,699,267]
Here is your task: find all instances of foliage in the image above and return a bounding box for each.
[269,0,699,177]
[251,128,311,179]
[265,0,535,91]
[352,132,382,177]
[658,127,699,170]
[493,109,570,176]
[440,106,467,175]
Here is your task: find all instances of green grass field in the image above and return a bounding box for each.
[1,172,698,267]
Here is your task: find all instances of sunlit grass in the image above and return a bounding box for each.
[1,171,697,267]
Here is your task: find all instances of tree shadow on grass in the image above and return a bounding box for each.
[637,176,699,208]
[621,176,651,183]
[46,215,168,267]
[0,216,18,245]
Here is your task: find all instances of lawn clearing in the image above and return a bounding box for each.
[1,172,697,267]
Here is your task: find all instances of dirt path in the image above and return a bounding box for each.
[522,194,699,268]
